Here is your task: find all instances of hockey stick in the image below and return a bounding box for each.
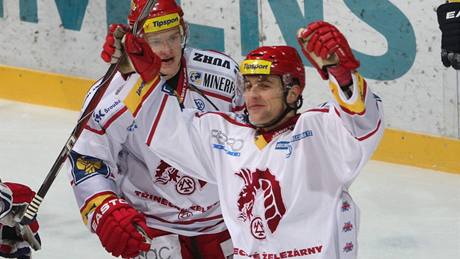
[19,0,158,226]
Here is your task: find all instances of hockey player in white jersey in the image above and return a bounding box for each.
[68,0,240,258]
[146,21,384,258]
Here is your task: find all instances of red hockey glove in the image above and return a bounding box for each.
[101,24,130,64]
[297,21,359,81]
[123,32,161,82]
[101,24,138,80]
[91,198,154,258]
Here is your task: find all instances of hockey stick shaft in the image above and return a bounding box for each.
[20,0,157,225]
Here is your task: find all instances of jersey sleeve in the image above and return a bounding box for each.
[66,75,135,228]
[147,93,217,184]
[321,72,384,185]
[329,71,383,152]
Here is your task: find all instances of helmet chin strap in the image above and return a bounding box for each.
[245,86,303,130]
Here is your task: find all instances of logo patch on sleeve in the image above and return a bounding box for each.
[69,151,110,185]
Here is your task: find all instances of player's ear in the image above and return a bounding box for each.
[286,85,301,105]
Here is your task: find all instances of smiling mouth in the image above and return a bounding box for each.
[162,57,174,64]
[248,105,264,110]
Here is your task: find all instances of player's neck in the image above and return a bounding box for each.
[260,110,297,132]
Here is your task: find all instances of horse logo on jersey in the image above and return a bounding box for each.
[154,160,197,195]
[236,168,286,240]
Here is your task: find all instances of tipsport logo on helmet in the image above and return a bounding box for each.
[241,60,272,75]
[143,13,180,33]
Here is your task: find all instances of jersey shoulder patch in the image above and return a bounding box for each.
[69,151,111,185]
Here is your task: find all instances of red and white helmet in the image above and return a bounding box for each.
[128,0,187,36]
[240,46,305,91]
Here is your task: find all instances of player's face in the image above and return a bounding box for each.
[243,75,286,126]
[144,27,183,80]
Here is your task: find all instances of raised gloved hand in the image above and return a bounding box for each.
[91,197,154,258]
[0,182,41,259]
[101,24,137,79]
[101,24,130,64]
[123,32,162,82]
[101,24,161,82]
[437,1,460,69]
[297,21,359,85]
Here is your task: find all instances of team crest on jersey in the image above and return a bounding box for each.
[194,99,205,111]
[69,151,110,185]
[236,168,286,240]
[154,160,197,195]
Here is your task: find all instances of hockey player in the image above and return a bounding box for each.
[0,182,41,259]
[68,0,239,258]
[144,21,384,258]
[437,0,460,69]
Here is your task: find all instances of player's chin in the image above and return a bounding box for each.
[161,60,180,75]
[160,66,177,78]
[248,113,267,126]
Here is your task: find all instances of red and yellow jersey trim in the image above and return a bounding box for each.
[329,72,366,115]
[80,192,116,225]
[123,75,161,116]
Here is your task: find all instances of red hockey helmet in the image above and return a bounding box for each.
[128,0,185,34]
[240,46,305,91]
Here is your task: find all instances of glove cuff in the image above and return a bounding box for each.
[91,198,130,233]
[327,65,353,87]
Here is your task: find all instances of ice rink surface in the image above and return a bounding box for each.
[0,99,459,259]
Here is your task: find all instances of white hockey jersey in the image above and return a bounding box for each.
[68,47,242,236]
[147,72,384,258]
